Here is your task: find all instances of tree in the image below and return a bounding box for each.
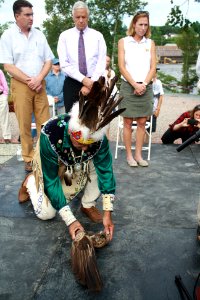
[43,0,75,55]
[43,0,146,69]
[175,27,199,92]
[167,1,200,93]
[0,22,11,37]
[88,0,146,66]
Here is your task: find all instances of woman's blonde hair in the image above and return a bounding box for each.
[126,11,151,38]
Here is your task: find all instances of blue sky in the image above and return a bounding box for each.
[0,0,199,28]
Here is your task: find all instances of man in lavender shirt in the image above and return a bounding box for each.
[57,1,107,113]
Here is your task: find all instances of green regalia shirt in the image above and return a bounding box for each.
[40,114,116,211]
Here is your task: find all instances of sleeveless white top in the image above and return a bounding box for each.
[122,36,151,82]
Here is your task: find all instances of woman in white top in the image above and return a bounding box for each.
[118,11,156,167]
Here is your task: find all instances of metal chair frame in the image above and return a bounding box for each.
[114,115,153,160]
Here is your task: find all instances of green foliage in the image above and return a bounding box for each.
[158,71,180,93]
[175,27,199,92]
[43,0,146,66]
[0,22,12,37]
[86,0,147,66]
[43,0,76,55]
[166,2,200,93]
[167,5,185,27]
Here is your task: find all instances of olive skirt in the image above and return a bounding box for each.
[119,80,153,118]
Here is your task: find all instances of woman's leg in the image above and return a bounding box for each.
[123,117,134,161]
[134,117,147,161]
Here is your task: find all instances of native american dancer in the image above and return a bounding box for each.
[18,76,125,291]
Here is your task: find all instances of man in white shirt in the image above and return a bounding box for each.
[196,50,200,90]
[0,0,54,172]
[152,68,164,132]
[57,1,107,113]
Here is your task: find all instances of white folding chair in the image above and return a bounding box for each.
[47,95,56,117]
[114,115,153,160]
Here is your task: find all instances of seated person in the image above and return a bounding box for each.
[161,105,200,144]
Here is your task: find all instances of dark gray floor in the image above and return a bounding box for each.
[0,143,200,300]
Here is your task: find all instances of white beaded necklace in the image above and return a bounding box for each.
[70,148,84,172]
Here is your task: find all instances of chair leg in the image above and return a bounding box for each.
[115,122,120,159]
[147,116,153,160]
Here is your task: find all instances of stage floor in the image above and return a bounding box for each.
[0,143,200,300]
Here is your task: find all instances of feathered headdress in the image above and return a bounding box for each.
[68,76,125,144]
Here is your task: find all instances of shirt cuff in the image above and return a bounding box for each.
[102,194,115,211]
[59,205,77,226]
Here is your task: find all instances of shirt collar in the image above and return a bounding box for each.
[75,26,88,34]
[14,22,33,34]
[128,36,147,44]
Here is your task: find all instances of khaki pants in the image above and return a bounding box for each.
[10,78,50,162]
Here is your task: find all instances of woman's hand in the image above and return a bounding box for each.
[68,220,84,240]
[196,120,200,129]
[182,118,190,127]
[133,82,146,96]
[103,211,114,241]
[173,118,189,131]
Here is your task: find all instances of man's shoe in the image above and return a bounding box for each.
[25,161,33,172]
[18,174,32,203]
[81,205,103,223]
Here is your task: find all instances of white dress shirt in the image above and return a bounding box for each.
[196,50,200,78]
[152,78,164,112]
[57,26,107,82]
[0,23,54,77]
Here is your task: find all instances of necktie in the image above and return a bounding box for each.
[78,30,87,76]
